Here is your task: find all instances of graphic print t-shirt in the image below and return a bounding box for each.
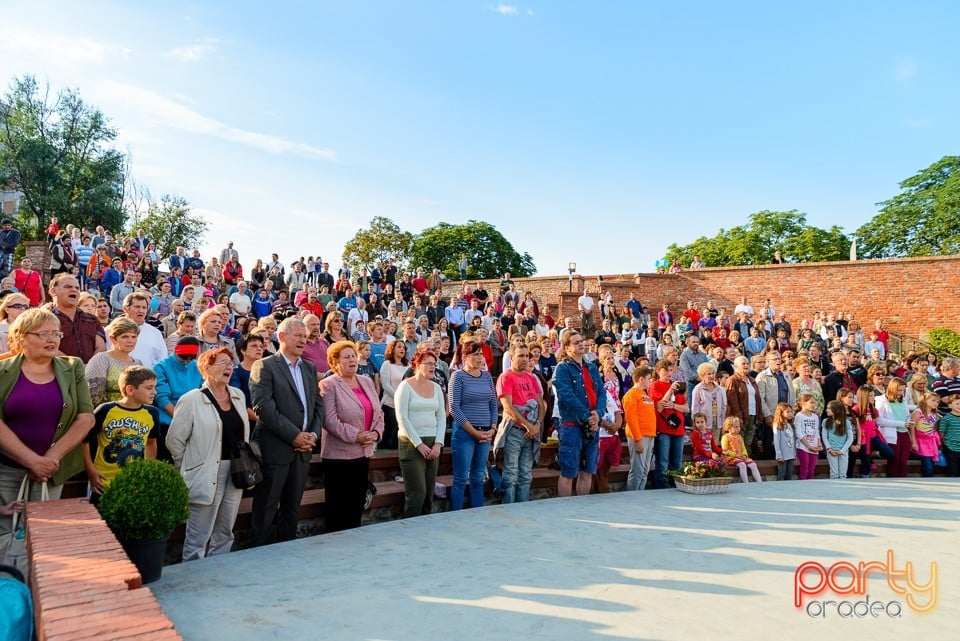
[87,402,160,487]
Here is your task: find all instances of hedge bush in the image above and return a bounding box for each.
[927,328,960,358]
[97,458,190,541]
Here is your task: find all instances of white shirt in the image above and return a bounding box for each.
[229,292,252,315]
[130,322,168,369]
[746,378,757,415]
[347,307,369,337]
[734,303,755,317]
[578,295,594,312]
[282,354,309,430]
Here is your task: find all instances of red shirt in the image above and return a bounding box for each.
[223,262,243,285]
[412,277,428,296]
[876,329,889,350]
[691,430,721,460]
[14,269,43,306]
[649,379,686,436]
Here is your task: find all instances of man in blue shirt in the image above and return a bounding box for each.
[553,331,604,497]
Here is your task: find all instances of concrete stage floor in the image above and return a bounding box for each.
[153,479,958,640]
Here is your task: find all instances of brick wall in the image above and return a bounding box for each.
[441,256,960,339]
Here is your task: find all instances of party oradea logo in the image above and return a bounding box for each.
[794,550,937,618]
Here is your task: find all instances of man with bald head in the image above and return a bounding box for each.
[298,314,327,376]
[49,273,105,363]
[250,317,324,546]
[725,355,766,457]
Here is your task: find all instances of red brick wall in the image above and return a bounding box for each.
[442,256,960,339]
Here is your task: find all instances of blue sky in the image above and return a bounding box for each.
[2,2,957,276]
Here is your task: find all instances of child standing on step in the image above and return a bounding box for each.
[794,393,823,480]
[720,417,762,483]
[821,400,854,479]
[910,392,942,478]
[771,403,796,480]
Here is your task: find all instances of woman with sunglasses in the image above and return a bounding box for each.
[0,293,30,354]
[322,311,348,345]
[0,309,95,539]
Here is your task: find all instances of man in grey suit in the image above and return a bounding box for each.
[250,317,324,546]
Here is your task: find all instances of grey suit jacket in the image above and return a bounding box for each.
[250,353,324,465]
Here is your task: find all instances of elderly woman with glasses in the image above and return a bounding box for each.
[0,293,31,354]
[166,346,249,561]
[0,309,95,538]
[320,341,384,532]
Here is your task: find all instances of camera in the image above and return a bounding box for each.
[580,420,596,441]
[675,381,687,394]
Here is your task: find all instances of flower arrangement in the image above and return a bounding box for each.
[671,460,727,479]
[669,460,731,494]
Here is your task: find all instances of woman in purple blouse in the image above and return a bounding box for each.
[0,309,95,537]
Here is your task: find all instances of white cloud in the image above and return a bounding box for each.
[0,30,131,65]
[92,81,338,161]
[165,38,220,63]
[490,3,519,16]
[894,59,917,81]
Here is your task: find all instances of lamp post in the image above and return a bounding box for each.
[568,261,576,292]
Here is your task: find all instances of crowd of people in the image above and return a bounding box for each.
[1,218,958,565]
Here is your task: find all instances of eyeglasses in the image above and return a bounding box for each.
[6,303,29,310]
[213,361,234,369]
[27,331,64,340]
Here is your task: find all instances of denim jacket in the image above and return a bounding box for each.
[553,358,604,425]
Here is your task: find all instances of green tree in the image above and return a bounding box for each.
[855,156,960,258]
[129,195,208,261]
[411,220,536,279]
[342,216,414,271]
[665,210,850,267]
[0,75,127,238]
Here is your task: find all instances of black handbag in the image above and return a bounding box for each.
[231,441,263,489]
[664,413,682,429]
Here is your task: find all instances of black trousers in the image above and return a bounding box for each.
[251,456,309,547]
[323,457,370,533]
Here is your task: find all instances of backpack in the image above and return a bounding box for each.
[0,564,33,641]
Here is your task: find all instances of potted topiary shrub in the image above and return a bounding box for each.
[96,459,190,583]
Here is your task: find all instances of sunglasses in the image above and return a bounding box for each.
[7,303,29,310]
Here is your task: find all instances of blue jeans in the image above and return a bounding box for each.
[451,423,491,510]
[870,437,895,462]
[653,433,684,489]
[501,426,535,503]
[919,455,935,477]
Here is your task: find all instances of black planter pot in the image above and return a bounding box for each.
[120,536,169,584]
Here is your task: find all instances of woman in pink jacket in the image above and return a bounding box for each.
[320,341,385,532]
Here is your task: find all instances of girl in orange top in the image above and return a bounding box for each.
[721,416,762,483]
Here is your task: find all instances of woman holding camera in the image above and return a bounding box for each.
[649,360,689,489]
